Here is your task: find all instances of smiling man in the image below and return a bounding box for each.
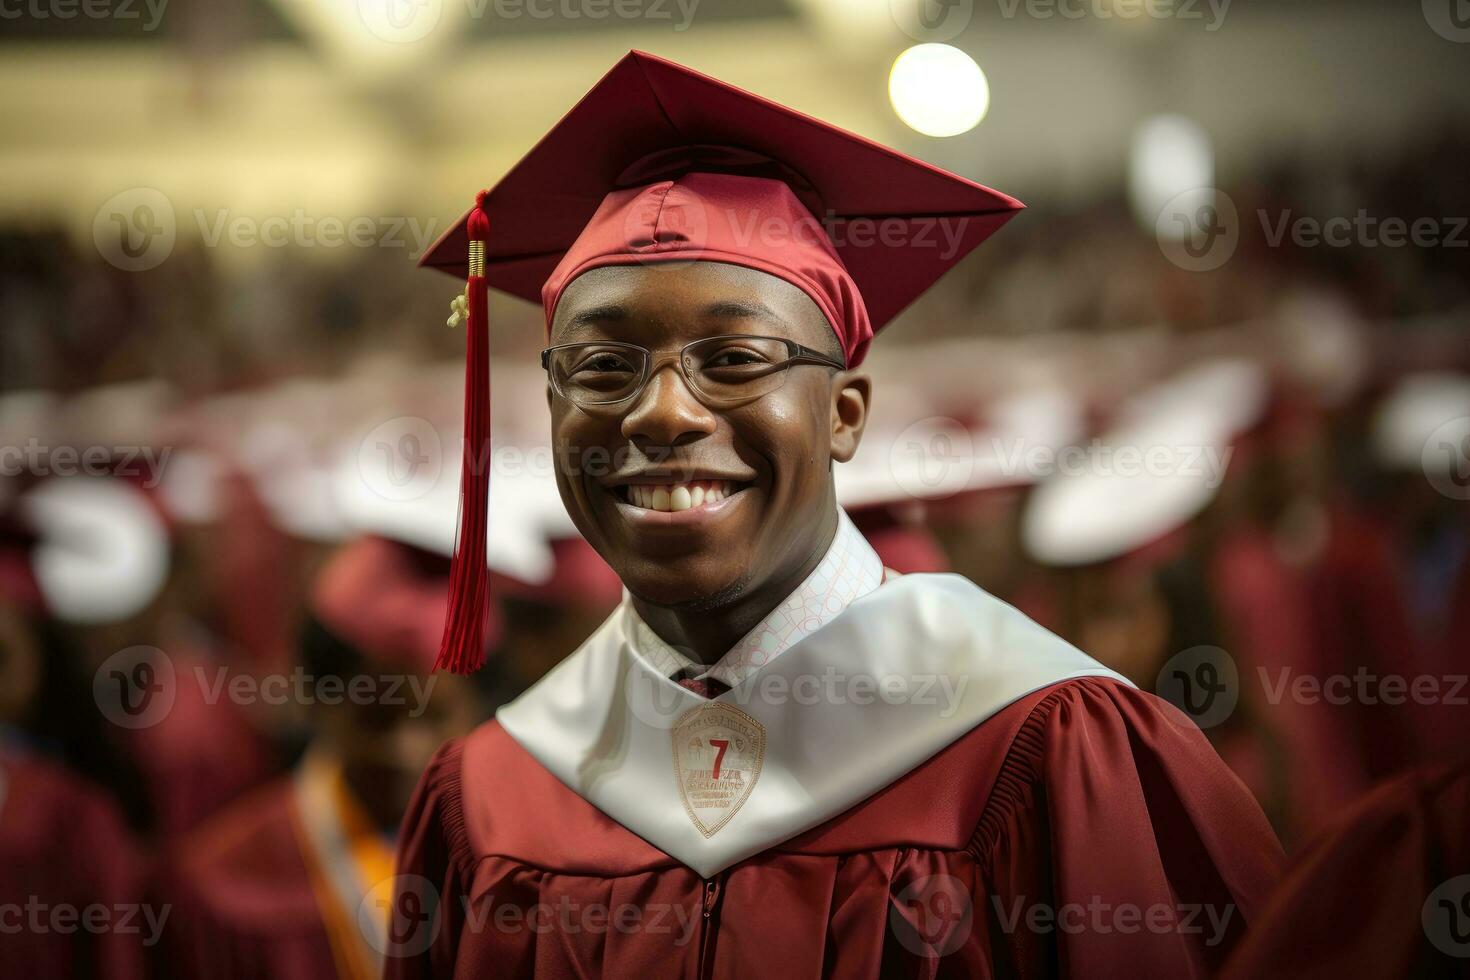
[386,52,1282,979]
[547,261,858,661]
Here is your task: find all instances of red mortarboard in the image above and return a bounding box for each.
[424,50,1021,672]
[489,536,624,615]
[311,536,461,673]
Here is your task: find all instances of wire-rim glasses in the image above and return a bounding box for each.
[541,335,846,409]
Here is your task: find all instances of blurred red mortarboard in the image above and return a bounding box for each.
[310,536,462,674]
[490,536,623,616]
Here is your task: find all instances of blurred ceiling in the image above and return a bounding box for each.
[1,0,1467,263]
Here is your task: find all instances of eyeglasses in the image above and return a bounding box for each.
[540,335,846,409]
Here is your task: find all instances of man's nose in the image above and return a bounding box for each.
[620,362,717,446]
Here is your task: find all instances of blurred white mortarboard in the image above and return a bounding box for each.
[1023,359,1267,567]
[1117,358,1268,446]
[837,387,1084,508]
[20,476,170,624]
[333,436,565,586]
[155,449,223,525]
[1371,372,1470,473]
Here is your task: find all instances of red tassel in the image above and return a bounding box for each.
[435,192,492,674]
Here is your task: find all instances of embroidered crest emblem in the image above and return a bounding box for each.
[671,701,766,838]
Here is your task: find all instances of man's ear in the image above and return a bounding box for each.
[829,372,871,463]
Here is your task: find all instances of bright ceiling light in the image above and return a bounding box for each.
[889,44,991,138]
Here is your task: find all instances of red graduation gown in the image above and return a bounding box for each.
[154,779,339,980]
[1304,504,1430,777]
[116,647,276,836]
[1211,526,1368,837]
[386,677,1282,979]
[1222,756,1470,979]
[0,750,145,980]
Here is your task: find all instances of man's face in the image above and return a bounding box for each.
[548,261,869,609]
[327,672,481,823]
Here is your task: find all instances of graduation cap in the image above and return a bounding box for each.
[310,536,455,673]
[424,50,1022,672]
[1022,360,1268,568]
[1371,371,1470,472]
[17,476,171,624]
[490,535,624,616]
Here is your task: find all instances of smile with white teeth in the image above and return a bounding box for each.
[619,480,742,512]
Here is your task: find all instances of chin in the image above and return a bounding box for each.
[618,560,751,610]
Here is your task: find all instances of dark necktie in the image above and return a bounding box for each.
[673,666,730,699]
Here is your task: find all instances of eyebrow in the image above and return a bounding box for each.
[700,299,788,328]
[561,298,790,336]
[564,303,629,332]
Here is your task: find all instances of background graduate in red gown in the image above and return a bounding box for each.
[153,535,483,980]
[1017,362,1323,845]
[0,599,148,980]
[1222,754,1470,979]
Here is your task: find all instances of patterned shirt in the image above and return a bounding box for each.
[627,508,885,692]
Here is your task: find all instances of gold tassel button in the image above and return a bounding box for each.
[447,290,469,329]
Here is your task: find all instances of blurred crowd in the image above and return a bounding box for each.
[0,119,1467,977]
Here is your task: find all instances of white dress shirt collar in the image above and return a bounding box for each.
[626,507,884,690]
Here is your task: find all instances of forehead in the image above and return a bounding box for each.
[549,260,836,350]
